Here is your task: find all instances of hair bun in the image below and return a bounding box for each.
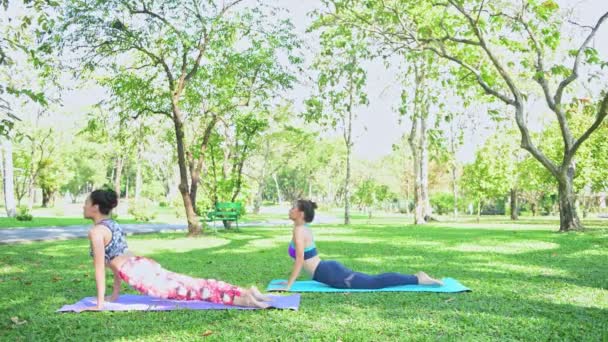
[106,190,118,209]
[311,201,317,210]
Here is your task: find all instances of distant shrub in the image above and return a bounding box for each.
[128,199,157,222]
[16,206,33,221]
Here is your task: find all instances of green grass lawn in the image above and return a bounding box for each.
[0,217,142,229]
[1,221,607,341]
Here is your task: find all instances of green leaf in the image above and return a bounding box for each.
[549,65,570,77]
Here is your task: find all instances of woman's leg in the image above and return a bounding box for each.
[346,270,443,289]
[312,260,354,288]
[249,285,271,301]
[233,289,270,308]
[345,272,418,289]
[415,271,444,286]
[313,260,443,289]
[118,256,270,307]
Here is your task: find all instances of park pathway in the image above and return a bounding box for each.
[0,214,339,244]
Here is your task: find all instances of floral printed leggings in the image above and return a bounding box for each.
[118,256,242,305]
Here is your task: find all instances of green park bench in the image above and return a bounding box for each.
[203,202,242,232]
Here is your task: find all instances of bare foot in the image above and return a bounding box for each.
[416,271,444,286]
[233,290,270,308]
[250,286,272,302]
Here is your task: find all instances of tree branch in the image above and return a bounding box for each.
[567,19,594,30]
[554,11,608,105]
[521,20,553,106]
[133,107,172,119]
[425,45,515,105]
[475,0,486,24]
[448,0,523,102]
[220,0,245,16]
[125,1,186,43]
[512,104,559,177]
[419,34,481,46]
[183,30,209,83]
[194,114,219,176]
[114,24,176,90]
[521,16,573,149]
[567,92,608,165]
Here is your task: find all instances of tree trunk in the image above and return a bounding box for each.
[114,157,123,198]
[27,181,35,211]
[411,129,423,225]
[409,115,431,225]
[599,192,606,213]
[253,186,263,214]
[410,119,424,225]
[166,165,180,201]
[343,68,355,226]
[42,189,50,208]
[135,142,142,202]
[42,188,55,208]
[557,168,582,232]
[344,143,351,225]
[451,165,458,218]
[172,104,201,236]
[449,118,459,218]
[230,151,249,204]
[190,119,218,221]
[273,173,282,205]
[420,115,431,221]
[510,188,518,220]
[253,144,269,215]
[404,179,411,215]
[580,194,588,219]
[327,178,335,207]
[122,174,129,216]
[189,168,200,214]
[253,174,265,215]
[2,139,16,217]
[477,199,482,223]
[407,63,431,225]
[222,124,232,180]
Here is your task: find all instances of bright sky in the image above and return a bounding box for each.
[55,0,608,163]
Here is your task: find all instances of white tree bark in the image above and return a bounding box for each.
[135,141,143,202]
[2,139,17,217]
[273,173,282,204]
[408,63,432,224]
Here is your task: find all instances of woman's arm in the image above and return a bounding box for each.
[285,227,306,290]
[88,228,107,310]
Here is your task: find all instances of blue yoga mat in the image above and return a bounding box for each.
[266,277,470,293]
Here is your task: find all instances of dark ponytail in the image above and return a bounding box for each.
[296,199,317,223]
[89,189,118,215]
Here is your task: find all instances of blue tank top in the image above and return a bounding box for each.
[89,219,128,263]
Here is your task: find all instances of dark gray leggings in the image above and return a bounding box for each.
[312,260,418,289]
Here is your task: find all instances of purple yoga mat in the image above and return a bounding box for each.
[57,294,300,312]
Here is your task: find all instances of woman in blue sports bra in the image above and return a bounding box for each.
[278,199,443,291]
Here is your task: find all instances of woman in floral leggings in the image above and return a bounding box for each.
[81,189,270,311]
